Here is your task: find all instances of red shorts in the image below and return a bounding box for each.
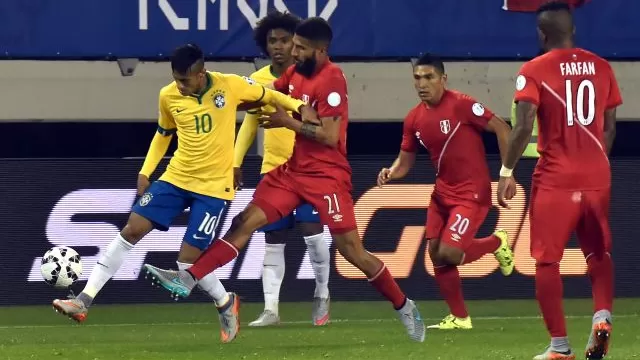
[529,185,611,264]
[425,194,490,250]
[251,166,357,234]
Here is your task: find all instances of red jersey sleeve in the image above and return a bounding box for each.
[400,110,418,152]
[606,63,623,109]
[273,65,294,93]
[457,94,494,130]
[316,70,348,118]
[514,61,541,106]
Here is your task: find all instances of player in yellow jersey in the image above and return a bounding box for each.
[233,11,331,327]
[52,44,307,343]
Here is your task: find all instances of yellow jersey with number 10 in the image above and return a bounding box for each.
[234,66,297,174]
[149,71,304,200]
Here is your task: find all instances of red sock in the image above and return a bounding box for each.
[369,265,407,309]
[536,262,567,337]
[586,253,614,313]
[462,235,501,265]
[188,240,239,280]
[434,265,468,318]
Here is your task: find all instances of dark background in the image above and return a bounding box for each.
[1,154,638,306]
[4,120,640,158]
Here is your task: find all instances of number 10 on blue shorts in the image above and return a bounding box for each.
[132,180,228,250]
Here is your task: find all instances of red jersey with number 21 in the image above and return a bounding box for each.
[401,90,494,206]
[514,48,623,190]
[273,62,351,177]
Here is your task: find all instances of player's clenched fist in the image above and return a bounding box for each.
[496,176,517,209]
[137,174,150,196]
[377,168,393,187]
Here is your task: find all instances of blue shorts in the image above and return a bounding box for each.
[132,181,228,250]
[258,175,320,232]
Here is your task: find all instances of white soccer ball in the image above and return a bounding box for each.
[40,246,83,288]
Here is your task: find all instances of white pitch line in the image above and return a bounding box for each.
[0,314,637,330]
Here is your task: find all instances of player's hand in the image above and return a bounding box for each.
[137,174,150,196]
[497,176,517,209]
[299,105,319,124]
[377,168,393,187]
[258,104,289,129]
[233,167,243,190]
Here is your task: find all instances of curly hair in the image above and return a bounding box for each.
[253,10,301,55]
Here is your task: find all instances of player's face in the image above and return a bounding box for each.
[292,35,319,77]
[413,65,446,104]
[173,69,205,96]
[266,28,294,66]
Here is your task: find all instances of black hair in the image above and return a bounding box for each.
[295,17,333,44]
[536,1,572,14]
[414,53,445,74]
[253,11,301,54]
[170,44,204,74]
[536,1,574,43]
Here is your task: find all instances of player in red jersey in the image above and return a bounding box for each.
[497,3,622,359]
[378,54,516,330]
[143,17,426,343]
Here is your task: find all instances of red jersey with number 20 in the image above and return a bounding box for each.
[273,62,351,177]
[514,48,623,190]
[401,90,495,206]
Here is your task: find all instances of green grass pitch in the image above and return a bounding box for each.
[1,299,639,360]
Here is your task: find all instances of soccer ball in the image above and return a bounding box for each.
[41,246,83,288]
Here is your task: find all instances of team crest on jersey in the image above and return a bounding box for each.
[440,119,451,134]
[139,193,153,206]
[213,90,226,108]
[302,94,310,104]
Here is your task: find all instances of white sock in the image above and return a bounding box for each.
[81,234,134,300]
[177,261,229,307]
[263,243,285,314]
[304,233,330,299]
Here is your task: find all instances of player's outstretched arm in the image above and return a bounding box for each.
[504,101,536,171]
[378,151,416,187]
[257,104,338,148]
[140,132,173,177]
[231,74,304,114]
[234,111,260,168]
[139,90,176,186]
[485,116,512,164]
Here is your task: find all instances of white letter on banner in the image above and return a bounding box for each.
[273,0,338,21]
[199,0,229,30]
[237,0,268,29]
[139,0,149,30]
[160,0,189,30]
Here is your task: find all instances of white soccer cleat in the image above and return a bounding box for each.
[52,297,88,323]
[397,299,426,342]
[248,310,280,327]
[312,297,330,326]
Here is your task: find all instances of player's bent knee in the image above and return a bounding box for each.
[436,243,464,265]
[121,213,154,244]
[230,204,268,233]
[265,229,288,244]
[299,222,323,237]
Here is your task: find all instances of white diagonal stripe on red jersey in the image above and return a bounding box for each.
[436,122,462,175]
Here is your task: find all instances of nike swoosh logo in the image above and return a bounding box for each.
[176,108,186,113]
[312,210,319,215]
[193,235,209,240]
